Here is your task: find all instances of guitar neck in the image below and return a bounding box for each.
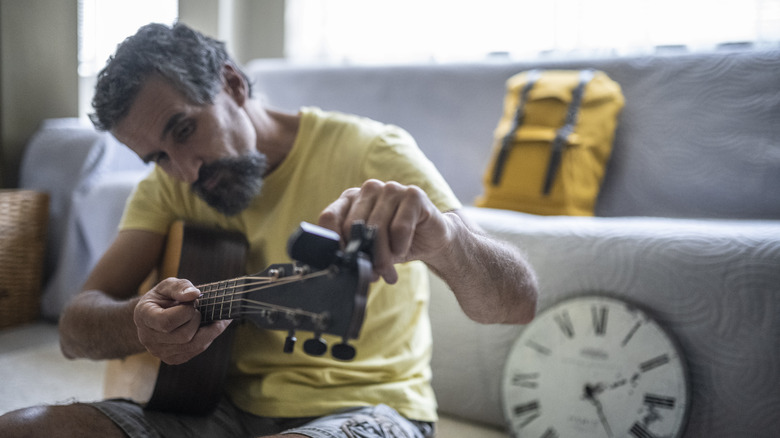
[194,264,335,329]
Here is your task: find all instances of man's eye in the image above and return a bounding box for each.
[174,120,195,142]
[155,152,169,163]
[144,152,169,164]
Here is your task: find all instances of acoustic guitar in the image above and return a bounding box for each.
[103,221,375,415]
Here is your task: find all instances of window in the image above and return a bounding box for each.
[78,0,178,118]
[285,0,780,63]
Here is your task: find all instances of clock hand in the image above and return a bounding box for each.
[595,372,639,394]
[584,384,614,438]
[593,399,613,438]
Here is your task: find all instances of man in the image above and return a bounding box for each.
[0,23,536,438]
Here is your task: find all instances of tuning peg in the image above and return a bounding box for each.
[287,222,340,269]
[331,341,356,361]
[303,334,328,356]
[284,330,297,354]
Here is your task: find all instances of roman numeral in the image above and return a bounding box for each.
[629,422,657,438]
[525,340,552,356]
[592,305,608,336]
[640,354,670,373]
[554,310,574,338]
[621,321,642,347]
[644,393,676,409]
[513,400,540,428]
[512,372,540,388]
[514,400,539,416]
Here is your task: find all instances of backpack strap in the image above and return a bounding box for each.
[541,69,595,195]
[490,69,542,186]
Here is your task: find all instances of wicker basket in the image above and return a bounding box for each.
[0,190,49,329]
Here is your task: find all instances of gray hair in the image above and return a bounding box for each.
[89,22,252,131]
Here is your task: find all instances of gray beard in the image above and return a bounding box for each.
[191,152,267,216]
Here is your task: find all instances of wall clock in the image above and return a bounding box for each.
[502,294,690,438]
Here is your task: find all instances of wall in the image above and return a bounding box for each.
[178,0,285,65]
[0,0,79,188]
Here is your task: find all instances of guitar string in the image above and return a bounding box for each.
[197,269,331,292]
[198,269,330,300]
[200,269,332,300]
[200,296,326,320]
[196,270,334,320]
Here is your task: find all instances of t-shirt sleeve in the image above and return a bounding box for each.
[119,166,179,234]
[359,125,462,213]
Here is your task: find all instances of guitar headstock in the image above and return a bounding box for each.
[235,222,374,361]
[287,221,376,270]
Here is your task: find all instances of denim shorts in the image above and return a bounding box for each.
[91,398,434,438]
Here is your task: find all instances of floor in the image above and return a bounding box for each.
[0,321,106,415]
[0,321,507,437]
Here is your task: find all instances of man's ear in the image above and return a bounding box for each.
[222,64,248,106]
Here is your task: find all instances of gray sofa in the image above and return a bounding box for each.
[20,48,780,437]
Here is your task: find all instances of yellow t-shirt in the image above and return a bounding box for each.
[120,107,461,421]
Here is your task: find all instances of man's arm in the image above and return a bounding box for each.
[59,230,162,360]
[59,229,230,364]
[318,179,538,325]
[426,210,537,324]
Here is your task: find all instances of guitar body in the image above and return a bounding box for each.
[103,222,249,415]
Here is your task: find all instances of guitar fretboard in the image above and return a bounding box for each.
[197,278,245,323]
[194,270,335,328]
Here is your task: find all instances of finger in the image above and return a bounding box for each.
[192,320,230,347]
[135,312,199,356]
[357,183,418,284]
[136,300,198,332]
[138,309,203,358]
[149,278,200,305]
[135,281,201,334]
[170,284,201,304]
[157,320,230,365]
[151,313,203,344]
[383,185,427,258]
[340,180,385,237]
[360,198,398,283]
[318,187,360,238]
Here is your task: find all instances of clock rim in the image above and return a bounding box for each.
[500,292,692,438]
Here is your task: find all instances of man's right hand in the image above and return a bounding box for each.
[134,278,231,365]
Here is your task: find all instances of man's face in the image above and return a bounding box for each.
[112,76,266,215]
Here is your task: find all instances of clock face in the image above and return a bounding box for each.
[502,295,689,438]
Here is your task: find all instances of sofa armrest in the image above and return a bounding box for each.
[20,118,152,320]
[40,171,150,319]
[429,207,780,437]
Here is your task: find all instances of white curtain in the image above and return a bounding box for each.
[285,0,780,63]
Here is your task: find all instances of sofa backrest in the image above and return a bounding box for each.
[246,49,780,220]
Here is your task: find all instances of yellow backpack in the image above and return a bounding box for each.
[475,69,624,216]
